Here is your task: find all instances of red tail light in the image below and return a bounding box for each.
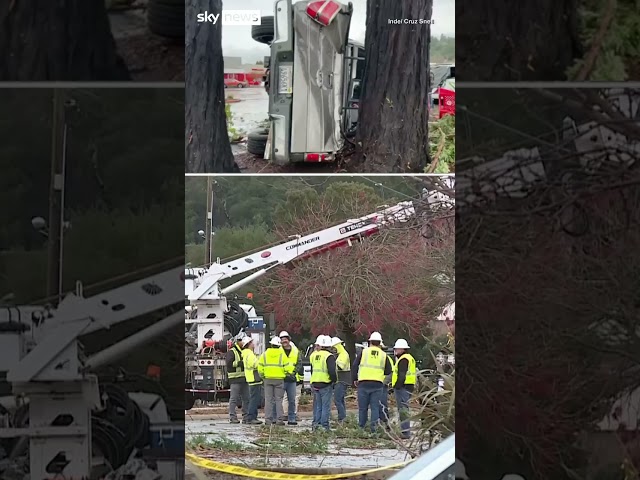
[306,1,342,26]
[305,153,328,162]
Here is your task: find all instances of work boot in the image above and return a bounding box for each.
[287,421,298,425]
[229,419,240,424]
[247,419,263,425]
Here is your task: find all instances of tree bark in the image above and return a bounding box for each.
[456,0,582,81]
[352,0,432,173]
[185,0,238,173]
[0,0,129,80]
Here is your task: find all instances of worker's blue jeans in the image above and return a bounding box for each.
[333,382,347,421]
[312,385,332,430]
[247,383,261,421]
[357,382,383,433]
[395,388,412,438]
[282,381,297,422]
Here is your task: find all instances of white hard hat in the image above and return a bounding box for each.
[315,335,325,345]
[331,337,342,346]
[242,337,253,347]
[320,336,333,348]
[279,331,290,338]
[393,339,410,349]
[270,336,281,346]
[368,332,382,342]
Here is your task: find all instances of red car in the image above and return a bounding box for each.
[224,78,248,88]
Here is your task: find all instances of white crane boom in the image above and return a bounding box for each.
[187,201,416,301]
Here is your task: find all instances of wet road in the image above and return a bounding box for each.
[226,87,269,136]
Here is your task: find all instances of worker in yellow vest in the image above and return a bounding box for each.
[391,339,416,439]
[279,331,302,425]
[380,341,394,429]
[241,337,263,425]
[258,336,293,425]
[331,337,350,423]
[226,334,249,423]
[352,332,392,433]
[310,335,337,431]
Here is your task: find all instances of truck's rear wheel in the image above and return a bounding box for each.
[251,16,274,44]
[247,128,269,156]
[185,395,196,411]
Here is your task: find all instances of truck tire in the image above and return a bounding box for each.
[247,128,269,156]
[148,0,185,38]
[251,16,274,44]
[185,395,196,411]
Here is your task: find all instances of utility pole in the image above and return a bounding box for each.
[209,180,218,264]
[204,177,212,266]
[47,89,66,303]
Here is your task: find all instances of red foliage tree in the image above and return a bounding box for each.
[259,183,454,354]
[458,152,640,477]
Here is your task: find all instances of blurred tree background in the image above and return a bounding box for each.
[0,88,184,415]
[430,35,455,63]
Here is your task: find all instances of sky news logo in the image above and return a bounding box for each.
[196,10,261,25]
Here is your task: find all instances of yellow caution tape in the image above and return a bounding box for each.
[186,452,413,479]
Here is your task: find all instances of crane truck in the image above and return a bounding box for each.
[0,267,185,480]
[183,185,455,409]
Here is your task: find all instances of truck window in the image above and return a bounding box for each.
[351,82,361,100]
[355,47,365,79]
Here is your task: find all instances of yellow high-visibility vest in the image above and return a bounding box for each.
[283,345,301,380]
[358,347,386,382]
[228,344,245,379]
[258,347,286,380]
[242,348,262,385]
[335,344,350,372]
[310,350,331,383]
[392,353,416,386]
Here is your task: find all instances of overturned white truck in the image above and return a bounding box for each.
[247,0,364,164]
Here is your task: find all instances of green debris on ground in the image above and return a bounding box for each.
[427,115,455,173]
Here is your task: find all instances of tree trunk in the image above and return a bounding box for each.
[185,0,238,173]
[0,0,129,80]
[353,0,432,173]
[457,0,582,81]
[337,314,358,362]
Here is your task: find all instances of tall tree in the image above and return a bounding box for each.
[185,0,238,173]
[457,0,582,80]
[354,0,432,173]
[0,1,128,80]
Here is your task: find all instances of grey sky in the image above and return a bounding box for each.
[221,0,454,64]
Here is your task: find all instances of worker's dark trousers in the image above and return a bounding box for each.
[247,383,262,421]
[357,382,383,433]
[312,385,332,430]
[229,381,250,422]
[395,388,411,438]
[333,382,347,421]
